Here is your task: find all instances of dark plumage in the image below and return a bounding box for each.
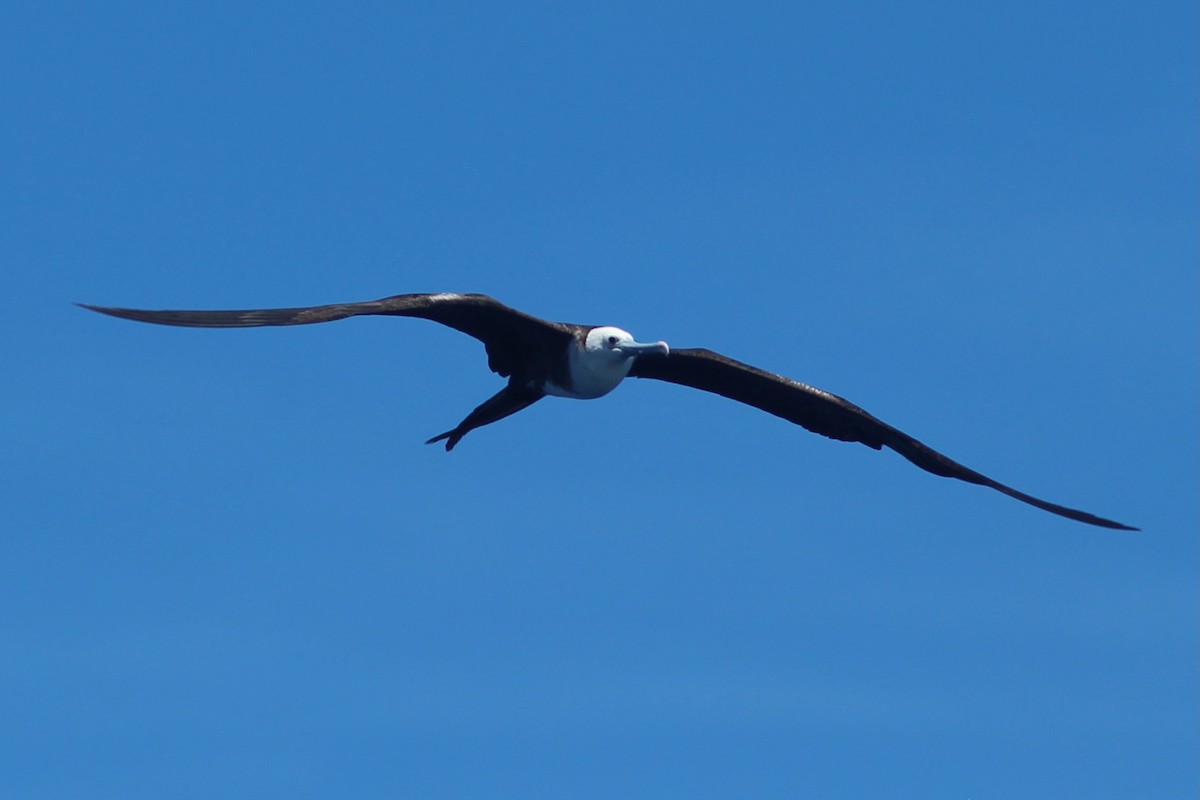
[79,292,1136,530]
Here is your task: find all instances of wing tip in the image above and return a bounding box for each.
[76,302,123,317]
[1037,503,1138,531]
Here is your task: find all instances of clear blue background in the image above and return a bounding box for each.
[3,2,1195,797]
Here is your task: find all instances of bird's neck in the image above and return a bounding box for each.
[543,341,632,399]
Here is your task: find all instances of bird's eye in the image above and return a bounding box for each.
[607,336,619,345]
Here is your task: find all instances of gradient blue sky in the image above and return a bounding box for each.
[3,2,1196,797]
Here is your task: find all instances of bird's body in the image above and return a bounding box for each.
[80,292,1136,530]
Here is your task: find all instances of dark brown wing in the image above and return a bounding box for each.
[78,293,577,379]
[629,348,1136,530]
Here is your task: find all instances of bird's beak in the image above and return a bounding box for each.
[618,340,669,358]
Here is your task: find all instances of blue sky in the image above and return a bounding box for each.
[2,1,1195,797]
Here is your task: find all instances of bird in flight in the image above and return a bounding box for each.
[80,292,1136,530]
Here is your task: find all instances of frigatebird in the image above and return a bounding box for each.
[79,292,1136,530]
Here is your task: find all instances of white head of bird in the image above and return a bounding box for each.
[550,325,669,399]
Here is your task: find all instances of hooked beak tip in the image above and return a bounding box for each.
[633,340,672,357]
[624,340,669,358]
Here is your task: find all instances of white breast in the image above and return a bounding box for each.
[542,340,634,399]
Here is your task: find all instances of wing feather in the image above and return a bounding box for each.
[629,348,1136,530]
[78,293,576,379]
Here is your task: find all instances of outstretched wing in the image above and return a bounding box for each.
[79,293,577,379]
[629,348,1135,530]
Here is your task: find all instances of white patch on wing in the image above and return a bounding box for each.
[426,293,464,302]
